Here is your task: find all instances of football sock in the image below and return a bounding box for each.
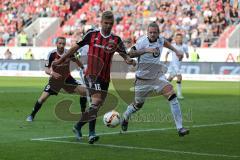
[123,104,138,121]
[75,104,99,131]
[80,96,87,112]
[168,94,183,130]
[89,119,96,136]
[176,81,182,96]
[30,100,42,118]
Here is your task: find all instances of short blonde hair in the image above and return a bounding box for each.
[102,11,114,20]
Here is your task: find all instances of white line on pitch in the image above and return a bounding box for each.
[34,139,240,158]
[31,121,240,141]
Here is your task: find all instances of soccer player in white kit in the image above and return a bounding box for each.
[165,34,189,99]
[121,22,189,137]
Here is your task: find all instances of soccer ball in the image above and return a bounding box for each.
[103,110,121,128]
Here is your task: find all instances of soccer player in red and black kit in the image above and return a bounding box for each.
[53,11,136,144]
[26,37,87,122]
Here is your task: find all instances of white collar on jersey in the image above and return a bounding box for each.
[56,48,67,57]
[100,29,112,38]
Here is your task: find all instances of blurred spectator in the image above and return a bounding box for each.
[2,32,10,45]
[190,47,200,62]
[24,48,34,59]
[4,48,13,59]
[230,7,239,24]
[18,31,28,46]
[70,0,82,14]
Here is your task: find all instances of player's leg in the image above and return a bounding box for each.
[167,64,176,82]
[121,102,144,132]
[88,92,106,144]
[176,74,184,99]
[26,83,58,121]
[80,96,87,112]
[26,92,50,121]
[161,83,189,136]
[74,77,108,143]
[121,79,150,131]
[74,92,104,142]
[64,77,88,112]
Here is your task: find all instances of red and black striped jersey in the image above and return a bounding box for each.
[77,29,127,82]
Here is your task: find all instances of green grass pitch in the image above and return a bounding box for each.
[0,76,239,160]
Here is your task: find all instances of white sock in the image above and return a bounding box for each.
[123,104,138,121]
[169,97,183,130]
[177,82,182,96]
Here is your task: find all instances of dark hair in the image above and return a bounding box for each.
[148,22,159,33]
[102,11,114,20]
[56,36,66,42]
[176,33,183,37]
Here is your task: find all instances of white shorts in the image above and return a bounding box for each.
[134,76,170,104]
[168,63,181,77]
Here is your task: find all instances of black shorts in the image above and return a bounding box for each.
[44,76,80,95]
[84,75,109,95]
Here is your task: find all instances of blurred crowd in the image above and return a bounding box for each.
[63,0,239,47]
[0,0,239,47]
[0,0,84,46]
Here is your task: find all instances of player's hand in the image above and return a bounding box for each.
[125,58,136,66]
[50,71,62,79]
[51,71,62,79]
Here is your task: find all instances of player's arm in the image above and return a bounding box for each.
[184,45,189,59]
[72,56,84,70]
[44,53,61,79]
[164,40,183,60]
[53,44,80,65]
[116,38,136,66]
[165,51,170,64]
[185,52,189,59]
[128,46,158,58]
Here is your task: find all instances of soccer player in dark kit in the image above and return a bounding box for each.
[53,11,136,144]
[26,37,87,122]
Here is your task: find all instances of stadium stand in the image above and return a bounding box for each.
[0,0,239,47]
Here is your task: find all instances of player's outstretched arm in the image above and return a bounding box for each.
[119,51,136,66]
[128,47,158,58]
[53,44,80,65]
[164,40,183,60]
[74,58,84,70]
[45,67,62,79]
[165,51,170,64]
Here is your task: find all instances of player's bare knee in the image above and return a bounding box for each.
[167,77,173,82]
[177,75,182,82]
[162,85,175,98]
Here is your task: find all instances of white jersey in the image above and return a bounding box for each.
[77,45,89,68]
[169,43,188,65]
[135,35,167,79]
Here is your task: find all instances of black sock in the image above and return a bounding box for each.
[75,121,87,130]
[89,119,96,136]
[31,100,42,118]
[80,96,87,112]
[76,104,98,132]
[176,81,181,84]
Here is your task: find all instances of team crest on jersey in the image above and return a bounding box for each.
[104,40,117,53]
[153,47,160,58]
